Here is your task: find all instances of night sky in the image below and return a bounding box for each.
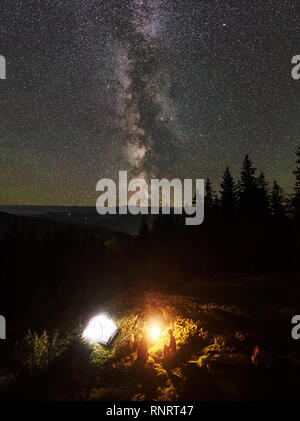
[0,0,299,205]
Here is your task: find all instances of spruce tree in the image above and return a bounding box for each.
[205,178,214,219]
[238,154,258,216]
[270,180,286,221]
[292,146,300,222]
[205,178,214,208]
[220,166,237,219]
[257,171,270,218]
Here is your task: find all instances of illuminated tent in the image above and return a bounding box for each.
[82,314,119,345]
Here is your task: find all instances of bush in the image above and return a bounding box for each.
[15,330,50,374]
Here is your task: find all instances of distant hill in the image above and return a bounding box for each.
[0,210,130,242]
[0,206,155,236]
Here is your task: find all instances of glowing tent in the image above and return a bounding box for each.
[82,314,119,345]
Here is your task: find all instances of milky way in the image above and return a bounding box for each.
[115,0,181,179]
[0,0,299,205]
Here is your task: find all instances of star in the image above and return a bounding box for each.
[0,0,297,205]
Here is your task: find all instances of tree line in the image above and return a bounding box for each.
[137,147,300,282]
[201,147,300,225]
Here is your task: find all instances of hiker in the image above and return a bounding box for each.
[137,332,148,363]
[162,329,176,360]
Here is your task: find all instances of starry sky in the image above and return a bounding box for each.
[0,0,299,205]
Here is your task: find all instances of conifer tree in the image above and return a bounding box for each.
[220,166,237,219]
[292,146,300,222]
[257,171,270,217]
[238,154,258,216]
[270,180,286,221]
[205,178,214,220]
[205,178,214,207]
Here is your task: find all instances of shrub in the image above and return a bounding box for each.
[15,330,50,374]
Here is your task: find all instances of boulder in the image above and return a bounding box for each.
[208,353,250,371]
[251,345,273,368]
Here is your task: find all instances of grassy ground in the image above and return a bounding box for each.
[3,287,300,401]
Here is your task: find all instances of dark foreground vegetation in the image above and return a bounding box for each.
[1,151,300,400]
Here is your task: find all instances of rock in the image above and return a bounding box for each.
[209,353,250,370]
[251,345,273,368]
[204,354,248,399]
[0,373,16,389]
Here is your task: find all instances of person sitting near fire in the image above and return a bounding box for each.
[137,332,148,363]
[162,329,176,360]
